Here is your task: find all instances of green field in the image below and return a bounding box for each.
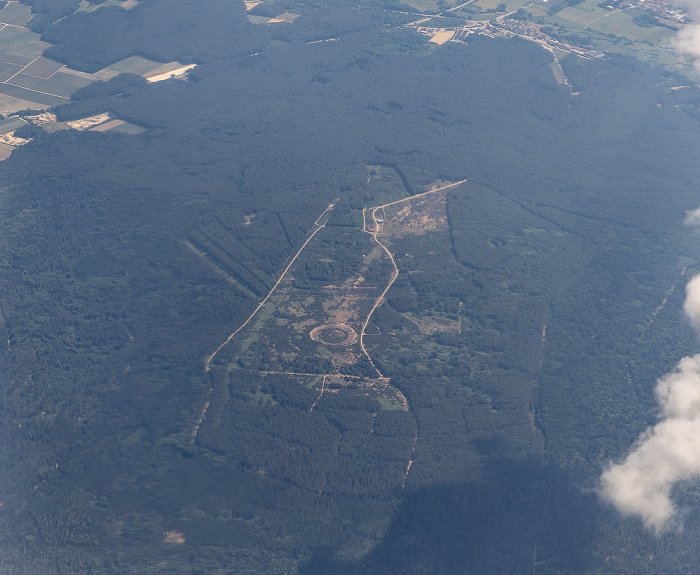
[0,115,26,133]
[107,121,147,135]
[9,71,93,98]
[476,0,530,12]
[22,57,64,79]
[0,82,66,105]
[104,55,164,75]
[401,0,441,13]
[0,25,48,59]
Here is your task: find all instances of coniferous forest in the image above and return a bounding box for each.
[3,0,700,572]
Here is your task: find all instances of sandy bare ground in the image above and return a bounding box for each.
[429,30,454,44]
[0,131,30,146]
[146,64,196,83]
[66,112,111,130]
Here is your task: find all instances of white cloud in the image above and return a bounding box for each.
[673,25,700,70]
[684,274,700,329]
[684,207,700,227]
[600,354,700,532]
[667,0,700,69]
[600,208,700,532]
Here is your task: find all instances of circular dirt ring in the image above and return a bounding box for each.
[309,323,358,346]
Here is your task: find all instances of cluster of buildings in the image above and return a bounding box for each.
[416,19,604,59]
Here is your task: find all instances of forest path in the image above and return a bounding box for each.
[204,201,336,372]
[361,178,467,485]
[190,202,335,442]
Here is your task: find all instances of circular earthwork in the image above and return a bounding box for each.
[309,323,358,346]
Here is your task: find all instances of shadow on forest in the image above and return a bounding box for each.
[297,462,602,575]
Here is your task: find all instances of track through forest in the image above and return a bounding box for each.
[193,180,465,486]
[191,202,335,441]
[361,178,467,485]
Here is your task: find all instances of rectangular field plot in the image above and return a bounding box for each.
[0,51,30,66]
[109,121,146,134]
[555,6,604,25]
[104,55,163,75]
[9,71,93,98]
[273,12,300,22]
[588,10,673,41]
[0,92,46,114]
[93,120,146,134]
[0,142,13,160]
[476,0,531,11]
[401,0,441,12]
[0,83,66,105]
[247,14,271,23]
[0,115,26,133]
[0,26,49,59]
[0,60,21,81]
[0,2,32,26]
[87,0,124,10]
[22,57,64,79]
[89,118,123,132]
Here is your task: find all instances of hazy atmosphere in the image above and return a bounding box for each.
[2,0,700,572]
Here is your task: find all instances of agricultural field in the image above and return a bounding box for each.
[21,57,64,79]
[0,25,48,60]
[0,114,25,132]
[0,2,32,27]
[475,0,530,12]
[0,3,197,115]
[530,0,690,72]
[103,55,166,75]
[401,0,442,13]
[9,70,93,97]
[76,0,138,12]
[0,82,65,105]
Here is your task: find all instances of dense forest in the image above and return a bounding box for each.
[2,0,700,572]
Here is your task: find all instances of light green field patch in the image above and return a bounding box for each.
[400,0,440,12]
[527,4,548,17]
[103,121,147,135]
[556,6,605,26]
[87,0,124,11]
[0,26,49,59]
[477,0,530,12]
[0,115,26,133]
[365,165,411,205]
[550,60,568,85]
[247,14,271,24]
[588,10,673,42]
[247,389,278,405]
[377,394,407,411]
[104,55,164,75]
